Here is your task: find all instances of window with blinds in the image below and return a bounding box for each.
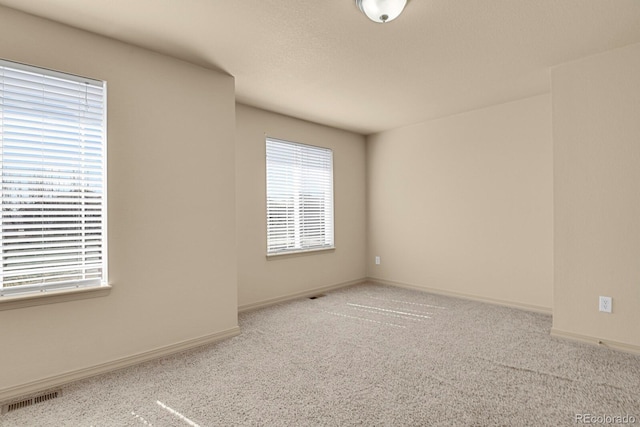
[266,138,334,255]
[0,60,107,297]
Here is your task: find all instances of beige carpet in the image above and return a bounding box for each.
[2,283,639,426]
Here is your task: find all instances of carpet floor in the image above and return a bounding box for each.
[2,283,639,426]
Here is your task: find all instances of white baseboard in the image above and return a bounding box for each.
[238,278,367,313]
[0,326,240,403]
[368,277,553,315]
[550,328,640,356]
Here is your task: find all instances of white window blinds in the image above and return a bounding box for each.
[0,60,107,296]
[266,138,334,254]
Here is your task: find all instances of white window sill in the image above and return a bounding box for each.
[0,284,112,311]
[266,247,335,259]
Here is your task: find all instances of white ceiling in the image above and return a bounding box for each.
[2,0,640,135]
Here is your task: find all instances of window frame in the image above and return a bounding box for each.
[265,137,335,257]
[0,59,109,308]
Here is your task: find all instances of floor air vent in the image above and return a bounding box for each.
[1,390,61,415]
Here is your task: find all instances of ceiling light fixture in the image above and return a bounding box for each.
[356,0,407,23]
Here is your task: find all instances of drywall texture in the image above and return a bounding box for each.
[367,95,553,311]
[0,6,238,393]
[236,104,367,309]
[552,42,640,348]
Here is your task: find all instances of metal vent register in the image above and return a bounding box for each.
[2,390,62,415]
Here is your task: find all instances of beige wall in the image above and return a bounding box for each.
[0,6,238,395]
[236,104,367,309]
[367,95,553,311]
[552,42,640,348]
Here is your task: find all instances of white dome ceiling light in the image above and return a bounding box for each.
[356,0,408,23]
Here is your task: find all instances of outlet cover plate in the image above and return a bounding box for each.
[599,296,612,313]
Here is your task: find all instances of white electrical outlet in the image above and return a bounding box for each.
[375,256,380,265]
[599,296,612,313]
